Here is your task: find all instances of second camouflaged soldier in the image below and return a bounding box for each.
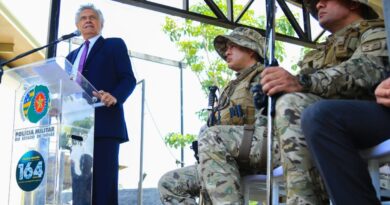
[260,0,389,204]
[158,27,279,204]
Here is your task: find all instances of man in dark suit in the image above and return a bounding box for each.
[66,4,136,205]
[301,77,390,205]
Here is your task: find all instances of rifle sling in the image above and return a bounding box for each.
[238,124,254,168]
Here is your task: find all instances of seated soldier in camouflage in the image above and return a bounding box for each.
[158,27,279,204]
[259,0,390,204]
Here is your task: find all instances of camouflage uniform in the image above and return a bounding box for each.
[196,63,284,204]
[158,27,279,205]
[277,0,389,204]
[158,164,202,205]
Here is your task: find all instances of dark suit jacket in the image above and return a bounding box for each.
[66,36,136,142]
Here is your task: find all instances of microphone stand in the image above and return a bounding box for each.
[0,33,79,84]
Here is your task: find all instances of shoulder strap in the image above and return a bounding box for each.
[359,19,385,34]
[237,124,255,169]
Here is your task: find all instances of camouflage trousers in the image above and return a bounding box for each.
[158,113,280,205]
[197,113,280,205]
[158,164,203,205]
[275,93,328,205]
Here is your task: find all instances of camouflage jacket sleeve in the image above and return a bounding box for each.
[303,27,390,99]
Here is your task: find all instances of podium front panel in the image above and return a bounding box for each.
[4,57,95,205]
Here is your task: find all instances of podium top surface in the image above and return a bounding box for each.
[2,57,98,99]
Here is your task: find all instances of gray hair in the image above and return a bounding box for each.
[75,4,104,27]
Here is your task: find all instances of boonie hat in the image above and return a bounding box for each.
[214,27,265,62]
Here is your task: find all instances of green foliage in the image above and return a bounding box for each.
[59,117,94,150]
[196,109,209,123]
[60,127,72,150]
[72,117,94,129]
[291,46,315,72]
[164,132,197,149]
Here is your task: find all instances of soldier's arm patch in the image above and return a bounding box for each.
[360,27,387,55]
[362,41,381,52]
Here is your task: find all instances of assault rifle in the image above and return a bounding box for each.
[206,85,219,127]
[192,86,219,163]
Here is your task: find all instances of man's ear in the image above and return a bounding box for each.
[249,50,257,59]
[349,1,361,11]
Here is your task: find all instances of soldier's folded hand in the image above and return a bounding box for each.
[260,67,302,95]
[375,78,390,107]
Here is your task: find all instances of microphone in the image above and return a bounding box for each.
[58,30,81,41]
[0,30,82,84]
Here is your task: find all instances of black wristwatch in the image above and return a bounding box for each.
[297,74,312,92]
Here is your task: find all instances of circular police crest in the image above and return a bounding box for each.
[20,85,50,123]
[16,150,45,192]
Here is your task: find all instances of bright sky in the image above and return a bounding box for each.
[0,0,322,204]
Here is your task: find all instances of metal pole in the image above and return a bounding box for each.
[47,0,61,58]
[302,0,311,41]
[265,0,277,204]
[137,80,145,205]
[180,62,185,167]
[183,0,189,11]
[383,0,390,63]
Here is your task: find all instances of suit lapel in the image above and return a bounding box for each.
[70,46,82,64]
[65,46,82,74]
[85,36,104,67]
